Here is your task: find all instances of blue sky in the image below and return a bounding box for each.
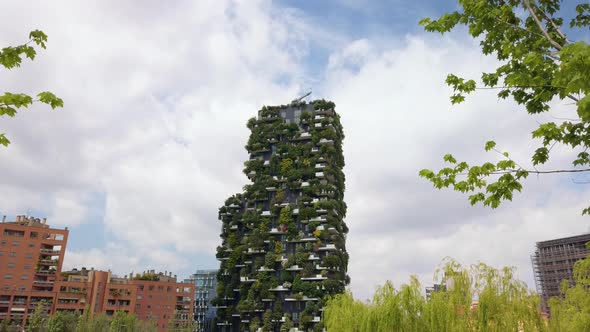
[1,0,589,300]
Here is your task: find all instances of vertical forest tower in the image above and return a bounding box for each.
[215,100,349,331]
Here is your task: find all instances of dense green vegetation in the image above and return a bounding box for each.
[215,100,349,331]
[0,30,63,147]
[324,256,590,331]
[418,0,590,213]
[1,305,194,332]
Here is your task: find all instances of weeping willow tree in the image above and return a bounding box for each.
[324,259,553,332]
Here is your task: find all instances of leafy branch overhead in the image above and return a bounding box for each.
[0,30,63,147]
[418,0,590,213]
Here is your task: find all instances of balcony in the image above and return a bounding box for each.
[312,316,321,323]
[319,244,337,251]
[301,274,327,281]
[301,182,310,188]
[40,249,61,255]
[265,186,277,192]
[311,147,319,153]
[285,265,303,271]
[257,267,275,272]
[314,115,325,121]
[261,211,272,217]
[307,254,320,261]
[269,285,289,292]
[285,295,319,302]
[315,172,325,178]
[247,248,265,254]
[35,270,57,276]
[269,228,284,235]
[38,259,59,266]
[318,138,333,145]
[240,276,257,283]
[310,216,326,223]
[33,280,54,287]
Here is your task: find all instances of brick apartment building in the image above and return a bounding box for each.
[0,215,194,331]
[58,268,194,331]
[0,215,68,324]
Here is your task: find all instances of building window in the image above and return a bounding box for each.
[10,252,16,257]
[1,240,5,245]
[24,264,31,270]
[18,286,25,291]
[21,275,28,280]
[11,242,19,247]
[30,232,38,239]
[4,275,12,280]
[7,263,14,269]
[24,253,32,258]
[136,295,142,300]
[0,251,3,256]
[28,243,34,248]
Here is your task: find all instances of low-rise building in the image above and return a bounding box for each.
[0,215,194,331]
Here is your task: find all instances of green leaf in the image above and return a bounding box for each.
[443,154,457,164]
[37,91,64,109]
[484,141,496,152]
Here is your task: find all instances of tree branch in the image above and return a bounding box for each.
[459,168,590,176]
[523,0,563,50]
[531,2,570,45]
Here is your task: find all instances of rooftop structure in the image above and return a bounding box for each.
[215,100,349,331]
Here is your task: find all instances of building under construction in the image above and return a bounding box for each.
[531,233,590,314]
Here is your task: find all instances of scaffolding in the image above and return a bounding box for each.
[531,233,590,314]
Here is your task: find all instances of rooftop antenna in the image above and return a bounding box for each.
[291,90,311,104]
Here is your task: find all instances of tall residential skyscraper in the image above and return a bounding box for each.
[215,100,349,331]
[186,270,218,332]
[531,233,590,314]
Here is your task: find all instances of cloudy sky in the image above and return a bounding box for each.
[1,0,589,300]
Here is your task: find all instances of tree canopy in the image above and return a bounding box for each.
[0,30,63,147]
[418,0,590,213]
[323,256,590,331]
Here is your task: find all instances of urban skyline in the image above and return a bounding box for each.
[0,0,589,306]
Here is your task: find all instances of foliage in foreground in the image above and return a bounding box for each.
[418,0,590,214]
[1,308,191,332]
[324,258,590,331]
[0,30,63,147]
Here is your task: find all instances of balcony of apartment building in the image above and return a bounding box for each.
[106,299,131,308]
[37,258,59,267]
[107,288,133,300]
[32,279,55,289]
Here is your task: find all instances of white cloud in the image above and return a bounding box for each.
[320,35,589,300]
